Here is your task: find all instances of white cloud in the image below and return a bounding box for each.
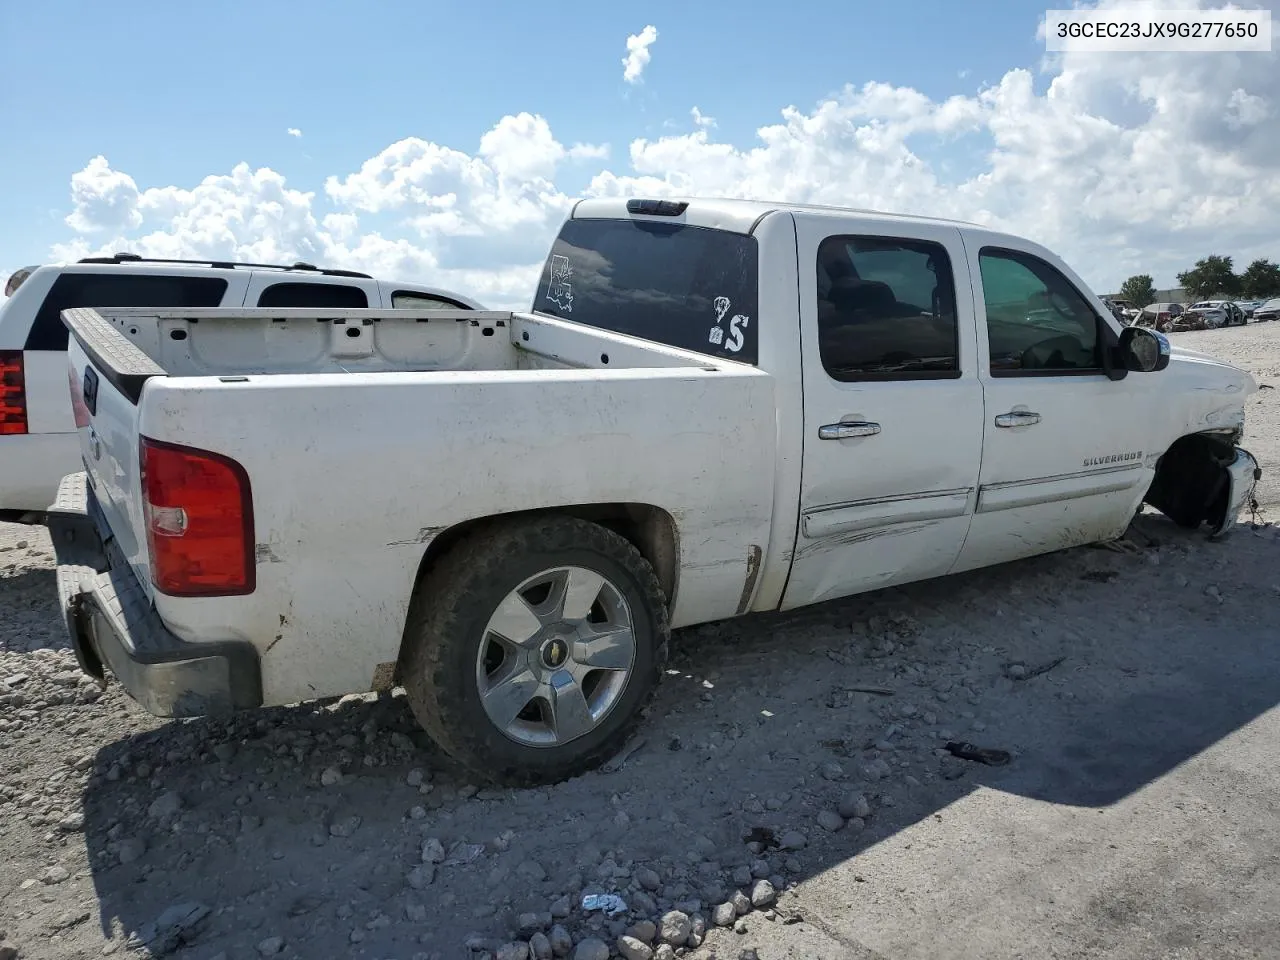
[287,128,303,138]
[51,1,1280,307]
[65,156,143,233]
[622,25,658,85]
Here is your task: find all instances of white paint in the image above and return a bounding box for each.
[780,212,984,609]
[69,199,1263,712]
[0,260,484,513]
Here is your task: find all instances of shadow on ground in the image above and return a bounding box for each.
[63,514,1280,957]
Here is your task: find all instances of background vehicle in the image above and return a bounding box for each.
[1169,312,1208,332]
[1102,299,1131,323]
[1253,298,1280,322]
[51,198,1260,785]
[1115,299,1140,321]
[0,256,483,522]
[1234,299,1263,319]
[1181,300,1245,330]
[1135,302,1184,331]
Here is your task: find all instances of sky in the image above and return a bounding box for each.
[1,0,1277,308]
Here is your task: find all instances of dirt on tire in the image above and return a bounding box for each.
[400,515,670,787]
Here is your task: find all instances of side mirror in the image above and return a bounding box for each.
[1119,325,1170,373]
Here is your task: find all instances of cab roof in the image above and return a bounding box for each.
[572,196,984,236]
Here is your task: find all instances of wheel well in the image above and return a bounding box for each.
[1144,431,1237,529]
[398,504,678,668]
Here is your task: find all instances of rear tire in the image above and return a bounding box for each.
[400,516,670,786]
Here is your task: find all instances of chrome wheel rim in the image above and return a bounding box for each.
[476,566,636,747]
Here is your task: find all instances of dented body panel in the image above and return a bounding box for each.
[56,198,1261,719]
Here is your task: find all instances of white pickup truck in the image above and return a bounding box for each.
[50,198,1261,785]
[0,256,483,523]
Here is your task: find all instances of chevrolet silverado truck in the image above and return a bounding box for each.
[0,256,483,523]
[49,198,1261,785]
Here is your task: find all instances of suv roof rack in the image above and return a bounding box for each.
[75,252,373,279]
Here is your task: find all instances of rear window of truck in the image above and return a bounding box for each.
[28,273,229,351]
[531,218,759,364]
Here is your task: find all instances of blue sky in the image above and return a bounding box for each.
[2,0,1277,305]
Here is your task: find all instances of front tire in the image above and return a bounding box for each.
[400,516,670,786]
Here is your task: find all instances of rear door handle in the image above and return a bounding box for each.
[994,411,1041,428]
[819,421,881,440]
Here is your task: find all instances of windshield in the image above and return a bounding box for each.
[531,218,760,364]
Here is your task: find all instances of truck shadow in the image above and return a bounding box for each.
[0,566,64,654]
[75,515,1280,956]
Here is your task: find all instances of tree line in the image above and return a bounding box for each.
[1117,256,1280,308]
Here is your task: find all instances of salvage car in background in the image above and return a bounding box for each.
[1135,302,1184,331]
[1106,298,1138,322]
[1179,300,1245,330]
[1252,298,1280,322]
[1102,299,1131,323]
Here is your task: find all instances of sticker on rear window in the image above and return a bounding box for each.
[546,255,574,313]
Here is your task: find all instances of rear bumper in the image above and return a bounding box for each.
[50,472,262,718]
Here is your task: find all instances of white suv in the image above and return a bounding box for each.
[0,255,484,522]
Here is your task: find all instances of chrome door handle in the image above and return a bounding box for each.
[994,411,1041,428]
[819,421,881,440]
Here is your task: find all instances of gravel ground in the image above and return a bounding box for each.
[1,323,1279,960]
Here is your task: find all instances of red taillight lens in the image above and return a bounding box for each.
[140,437,255,597]
[0,350,27,436]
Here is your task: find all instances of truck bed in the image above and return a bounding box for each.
[61,306,781,706]
[61,306,728,395]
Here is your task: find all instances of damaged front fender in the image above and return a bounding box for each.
[1144,433,1262,536]
[1209,447,1262,538]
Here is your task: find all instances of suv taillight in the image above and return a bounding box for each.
[0,351,27,436]
[140,437,255,596]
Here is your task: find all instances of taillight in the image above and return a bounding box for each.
[140,437,255,597]
[0,350,27,436]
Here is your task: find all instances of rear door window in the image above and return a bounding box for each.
[391,291,469,310]
[256,282,369,308]
[815,235,960,380]
[531,218,759,364]
[27,273,229,351]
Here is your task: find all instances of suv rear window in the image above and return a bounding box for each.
[28,274,229,351]
[531,218,759,364]
[256,282,368,308]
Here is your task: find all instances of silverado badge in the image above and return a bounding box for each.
[1083,450,1142,467]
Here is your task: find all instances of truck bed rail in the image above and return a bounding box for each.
[61,307,167,404]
